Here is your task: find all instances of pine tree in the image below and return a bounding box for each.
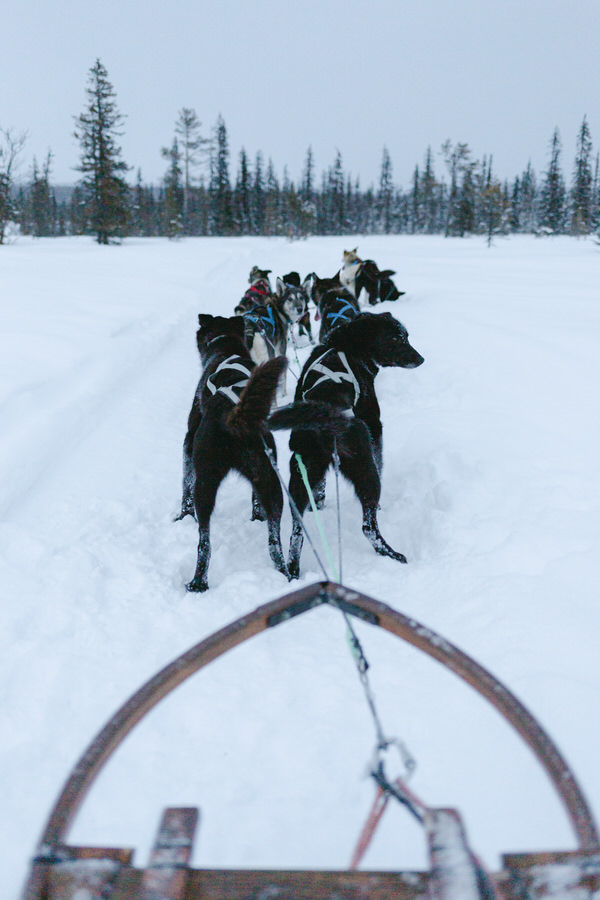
[421,147,438,233]
[570,115,593,235]
[300,146,316,234]
[208,115,232,234]
[539,128,566,234]
[161,139,184,237]
[442,141,472,236]
[377,146,394,233]
[253,151,265,234]
[518,161,537,233]
[25,151,55,236]
[328,150,345,233]
[480,156,504,244]
[174,108,210,232]
[73,59,129,244]
[233,147,252,233]
[0,127,27,244]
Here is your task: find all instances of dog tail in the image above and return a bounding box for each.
[226,356,287,435]
[268,401,353,437]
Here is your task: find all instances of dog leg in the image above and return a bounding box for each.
[175,439,196,520]
[362,508,407,563]
[287,444,330,578]
[241,441,289,579]
[186,448,227,592]
[186,523,211,592]
[175,400,202,521]
[338,422,407,564]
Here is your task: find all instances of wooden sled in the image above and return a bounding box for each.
[21,581,600,899]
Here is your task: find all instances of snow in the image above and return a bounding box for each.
[1,233,599,897]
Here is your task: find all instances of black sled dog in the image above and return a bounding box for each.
[176,313,289,592]
[234,266,273,315]
[309,272,360,342]
[269,312,424,579]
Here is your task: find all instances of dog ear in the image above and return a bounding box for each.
[276,276,284,296]
[379,269,395,278]
[198,313,214,328]
[302,273,315,292]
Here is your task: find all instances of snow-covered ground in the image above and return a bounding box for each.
[1,233,599,897]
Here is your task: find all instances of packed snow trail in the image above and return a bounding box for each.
[1,235,599,898]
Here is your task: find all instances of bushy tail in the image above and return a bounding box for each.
[226,356,287,435]
[268,400,353,438]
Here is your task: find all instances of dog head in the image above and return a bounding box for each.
[309,273,343,306]
[342,247,361,266]
[197,313,246,359]
[328,312,424,369]
[367,312,424,368]
[275,276,308,323]
[248,266,272,288]
[362,260,402,302]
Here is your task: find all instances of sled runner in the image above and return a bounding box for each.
[21,582,600,899]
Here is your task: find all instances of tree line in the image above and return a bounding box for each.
[2,59,599,244]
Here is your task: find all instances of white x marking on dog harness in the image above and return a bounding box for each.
[302,349,361,406]
[206,355,252,405]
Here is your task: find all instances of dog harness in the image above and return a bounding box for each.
[243,304,279,358]
[241,280,271,309]
[324,297,358,329]
[206,355,252,405]
[301,348,360,407]
[243,304,277,339]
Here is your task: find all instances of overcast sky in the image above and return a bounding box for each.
[3,0,599,188]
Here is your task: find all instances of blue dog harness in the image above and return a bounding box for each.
[244,304,277,339]
[326,298,358,329]
[206,355,252,405]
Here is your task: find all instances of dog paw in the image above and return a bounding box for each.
[174,506,194,522]
[186,576,209,592]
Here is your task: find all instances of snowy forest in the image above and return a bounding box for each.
[1,59,599,244]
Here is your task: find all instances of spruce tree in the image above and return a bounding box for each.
[233,147,252,233]
[253,151,266,234]
[421,147,438,233]
[209,115,232,234]
[25,152,55,236]
[519,161,537,233]
[377,146,394,233]
[73,59,129,244]
[570,115,593,235]
[539,128,566,234]
[161,139,184,237]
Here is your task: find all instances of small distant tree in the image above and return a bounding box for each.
[233,147,252,233]
[161,139,184,237]
[377,146,394,233]
[73,59,130,243]
[253,151,266,234]
[0,127,27,244]
[570,115,593,235]
[539,128,566,234]
[209,115,232,234]
[174,108,210,231]
[24,151,56,236]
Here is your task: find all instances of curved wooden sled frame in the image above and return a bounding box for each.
[27,580,599,886]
